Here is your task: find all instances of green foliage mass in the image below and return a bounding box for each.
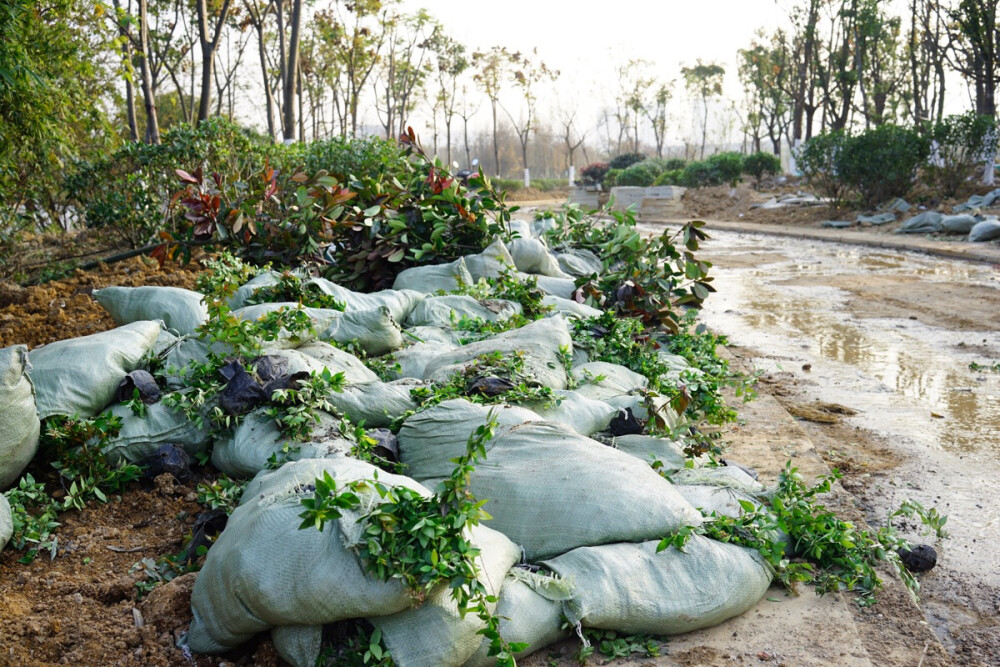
[742,151,782,187]
[539,204,713,332]
[799,124,933,207]
[925,111,997,197]
[660,463,948,606]
[299,412,527,666]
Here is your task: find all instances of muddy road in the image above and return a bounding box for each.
[689,228,1000,664]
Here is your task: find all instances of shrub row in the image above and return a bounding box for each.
[798,112,996,207]
[599,152,780,190]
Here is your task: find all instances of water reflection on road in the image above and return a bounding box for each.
[693,231,1000,456]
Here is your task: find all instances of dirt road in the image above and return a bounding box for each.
[686,227,1000,665]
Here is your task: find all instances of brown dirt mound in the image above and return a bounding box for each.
[0,256,202,349]
[0,474,282,666]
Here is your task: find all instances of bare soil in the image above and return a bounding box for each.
[774,273,1000,332]
[675,181,1000,235]
[0,256,202,350]
[0,472,282,667]
[756,363,1000,666]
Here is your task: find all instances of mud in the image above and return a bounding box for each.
[0,256,202,349]
[696,228,1000,665]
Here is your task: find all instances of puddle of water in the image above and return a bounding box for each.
[701,232,1000,457]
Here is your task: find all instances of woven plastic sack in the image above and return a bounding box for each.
[506,238,571,278]
[0,345,40,489]
[463,238,516,282]
[389,340,457,380]
[94,286,208,335]
[541,537,772,635]
[405,295,520,329]
[969,218,1000,242]
[392,257,475,294]
[339,288,425,323]
[0,494,12,549]
[940,214,980,234]
[211,409,354,478]
[28,321,162,419]
[372,523,521,667]
[404,326,463,345]
[555,248,603,278]
[423,316,573,390]
[269,343,379,385]
[321,306,404,355]
[522,390,617,436]
[268,346,419,426]
[571,362,648,401]
[464,569,574,667]
[186,458,418,653]
[103,401,213,466]
[611,434,687,470]
[532,275,576,299]
[397,400,541,472]
[270,626,321,667]
[400,404,702,560]
[542,295,602,320]
[234,304,403,356]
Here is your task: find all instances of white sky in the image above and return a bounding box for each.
[392,0,974,149]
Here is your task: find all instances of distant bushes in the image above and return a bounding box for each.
[799,124,932,207]
[742,151,782,188]
[600,151,784,190]
[925,112,997,198]
[608,153,646,170]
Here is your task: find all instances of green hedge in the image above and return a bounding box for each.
[799,125,931,207]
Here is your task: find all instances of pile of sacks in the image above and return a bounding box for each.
[896,210,1000,241]
[0,228,773,667]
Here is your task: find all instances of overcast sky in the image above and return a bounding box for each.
[392,0,973,152]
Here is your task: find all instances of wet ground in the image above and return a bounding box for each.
[689,229,1000,664]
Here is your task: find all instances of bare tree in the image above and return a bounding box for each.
[643,82,673,158]
[373,9,436,140]
[908,0,947,125]
[455,83,481,168]
[681,60,725,159]
[195,0,233,122]
[558,106,588,183]
[501,49,556,186]
[473,45,511,176]
[243,0,278,139]
[428,31,468,165]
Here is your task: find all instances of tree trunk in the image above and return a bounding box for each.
[249,5,277,141]
[111,0,140,141]
[138,0,160,143]
[196,0,233,123]
[463,115,471,168]
[700,97,709,159]
[491,99,500,176]
[282,0,303,142]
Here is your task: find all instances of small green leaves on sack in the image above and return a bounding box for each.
[195,475,247,514]
[409,350,554,409]
[243,270,346,310]
[299,411,524,665]
[538,204,712,331]
[659,463,949,606]
[264,368,346,439]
